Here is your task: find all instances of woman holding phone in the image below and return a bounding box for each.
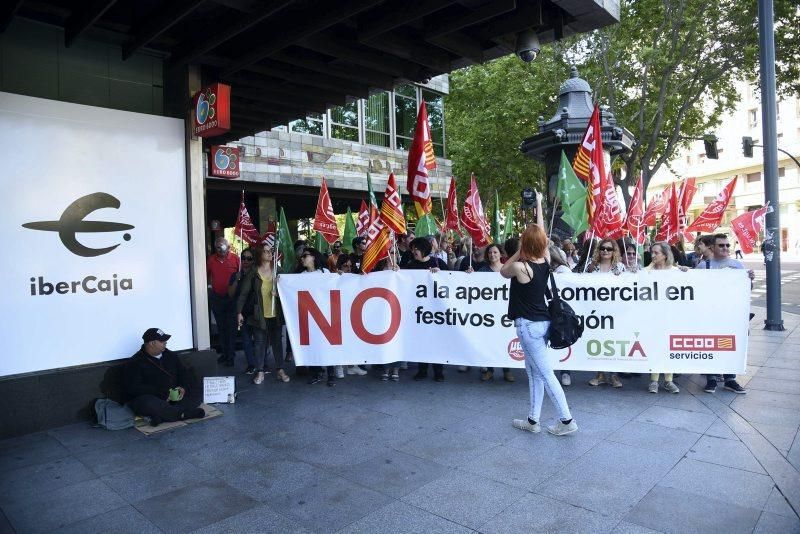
[500,192,577,436]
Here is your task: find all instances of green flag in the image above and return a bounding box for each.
[314,231,330,253]
[502,203,515,241]
[277,207,295,269]
[414,213,437,237]
[556,151,588,234]
[367,172,378,210]
[491,190,502,244]
[342,207,357,252]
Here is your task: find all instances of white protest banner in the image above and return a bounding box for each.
[278,270,750,374]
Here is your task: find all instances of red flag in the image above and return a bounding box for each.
[678,177,697,216]
[572,105,606,234]
[444,176,461,232]
[362,224,392,274]
[677,177,697,237]
[731,203,770,254]
[259,231,276,249]
[380,173,406,234]
[597,172,625,239]
[356,199,369,236]
[655,183,680,244]
[234,194,261,245]
[643,186,668,227]
[312,177,340,244]
[685,177,737,235]
[462,174,491,247]
[625,175,645,244]
[406,101,436,218]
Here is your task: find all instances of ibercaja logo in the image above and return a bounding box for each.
[208,145,239,178]
[192,83,231,137]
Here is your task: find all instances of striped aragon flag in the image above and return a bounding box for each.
[572,104,606,234]
[380,173,406,234]
[361,223,392,274]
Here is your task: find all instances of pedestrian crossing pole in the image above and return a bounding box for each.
[757,0,785,330]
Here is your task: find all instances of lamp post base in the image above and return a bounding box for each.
[764,320,785,331]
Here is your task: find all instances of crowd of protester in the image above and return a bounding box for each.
[206,226,752,396]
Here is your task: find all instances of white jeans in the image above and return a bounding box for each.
[515,318,572,422]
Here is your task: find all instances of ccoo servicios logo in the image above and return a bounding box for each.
[22,192,134,297]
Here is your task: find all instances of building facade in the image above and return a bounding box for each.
[208,78,452,236]
[651,82,800,254]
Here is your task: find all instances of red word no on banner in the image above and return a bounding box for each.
[298,288,402,345]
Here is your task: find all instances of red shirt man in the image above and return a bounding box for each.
[207,238,240,296]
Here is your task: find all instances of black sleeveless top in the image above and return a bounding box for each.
[507,261,550,321]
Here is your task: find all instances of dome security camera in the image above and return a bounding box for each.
[516,29,541,63]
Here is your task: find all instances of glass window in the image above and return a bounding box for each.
[746,172,761,183]
[421,89,445,157]
[395,84,416,98]
[365,91,390,148]
[748,109,758,127]
[290,112,324,136]
[330,101,359,142]
[778,167,785,178]
[395,84,417,150]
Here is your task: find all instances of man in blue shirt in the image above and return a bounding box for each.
[695,234,754,394]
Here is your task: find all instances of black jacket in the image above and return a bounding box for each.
[122,347,193,400]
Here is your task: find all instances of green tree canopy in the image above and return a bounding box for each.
[445,0,800,206]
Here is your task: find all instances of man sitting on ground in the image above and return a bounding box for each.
[123,328,205,426]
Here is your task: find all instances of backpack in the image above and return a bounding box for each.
[93,398,135,430]
[546,271,584,349]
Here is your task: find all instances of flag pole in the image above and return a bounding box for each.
[238,190,245,272]
[434,166,447,251]
[548,197,560,241]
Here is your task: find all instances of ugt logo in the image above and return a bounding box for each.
[22,192,134,257]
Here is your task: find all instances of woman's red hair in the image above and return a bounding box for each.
[520,224,547,260]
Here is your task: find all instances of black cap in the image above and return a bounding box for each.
[142,328,171,343]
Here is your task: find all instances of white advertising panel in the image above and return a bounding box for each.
[279,270,750,374]
[0,92,192,376]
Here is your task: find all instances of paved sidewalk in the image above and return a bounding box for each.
[0,307,798,533]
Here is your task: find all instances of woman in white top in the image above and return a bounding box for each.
[296,247,336,386]
[586,239,625,388]
[645,242,685,394]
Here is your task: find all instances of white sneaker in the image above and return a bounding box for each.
[458,366,468,372]
[663,381,680,394]
[253,371,264,385]
[561,373,571,386]
[648,381,659,393]
[512,419,541,433]
[547,420,578,436]
[347,365,367,376]
[335,365,345,379]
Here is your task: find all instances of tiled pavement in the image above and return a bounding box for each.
[1,308,799,533]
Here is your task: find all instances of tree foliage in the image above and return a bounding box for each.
[445,0,800,207]
[445,48,568,206]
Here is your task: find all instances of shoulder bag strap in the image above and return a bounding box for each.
[548,270,558,302]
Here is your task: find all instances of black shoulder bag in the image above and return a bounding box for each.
[545,270,584,349]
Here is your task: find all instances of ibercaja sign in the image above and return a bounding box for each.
[192,83,230,137]
[208,145,239,178]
